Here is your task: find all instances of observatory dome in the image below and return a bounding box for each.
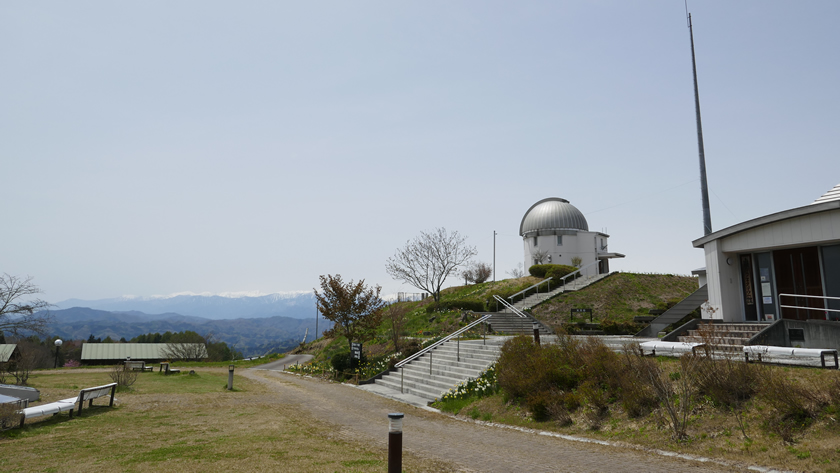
[519,198,589,237]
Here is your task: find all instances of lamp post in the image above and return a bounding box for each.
[388,413,404,473]
[54,339,63,369]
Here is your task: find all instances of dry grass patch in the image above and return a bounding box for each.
[1,368,456,472]
[455,359,840,472]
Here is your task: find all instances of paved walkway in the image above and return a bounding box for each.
[243,369,742,473]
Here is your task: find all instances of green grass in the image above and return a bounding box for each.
[532,272,698,325]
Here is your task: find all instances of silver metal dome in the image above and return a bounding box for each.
[519,198,589,236]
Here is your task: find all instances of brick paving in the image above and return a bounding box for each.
[244,370,741,472]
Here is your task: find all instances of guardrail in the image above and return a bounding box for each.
[394,313,492,394]
[508,277,553,303]
[494,295,528,318]
[557,260,600,289]
[779,293,840,320]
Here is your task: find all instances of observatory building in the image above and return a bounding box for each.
[519,197,624,276]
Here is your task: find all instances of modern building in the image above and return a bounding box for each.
[519,197,624,276]
[692,183,840,323]
[80,343,208,364]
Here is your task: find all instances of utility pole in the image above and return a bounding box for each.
[688,12,713,236]
[493,231,497,282]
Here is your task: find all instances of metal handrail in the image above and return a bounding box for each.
[494,295,528,318]
[508,277,553,302]
[558,260,600,288]
[395,314,493,369]
[779,293,840,317]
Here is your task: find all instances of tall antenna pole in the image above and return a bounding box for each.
[688,12,713,236]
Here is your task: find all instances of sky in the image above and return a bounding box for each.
[2,1,838,303]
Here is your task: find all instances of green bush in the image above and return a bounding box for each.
[528,264,578,280]
[496,336,583,402]
[425,299,485,313]
[330,351,367,373]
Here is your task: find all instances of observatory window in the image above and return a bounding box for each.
[533,237,538,247]
[556,236,563,246]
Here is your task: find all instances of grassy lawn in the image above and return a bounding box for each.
[0,368,451,472]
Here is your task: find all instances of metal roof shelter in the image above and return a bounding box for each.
[0,344,19,363]
[81,343,207,362]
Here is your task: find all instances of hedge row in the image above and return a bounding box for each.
[425,299,486,313]
[528,264,579,280]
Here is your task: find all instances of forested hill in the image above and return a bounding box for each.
[45,307,330,357]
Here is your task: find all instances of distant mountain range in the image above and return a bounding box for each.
[54,292,317,320]
[43,306,331,357]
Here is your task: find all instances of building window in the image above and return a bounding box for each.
[533,237,538,247]
[556,235,563,246]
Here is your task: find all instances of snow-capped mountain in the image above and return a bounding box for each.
[54,291,316,320]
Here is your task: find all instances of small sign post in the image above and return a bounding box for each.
[570,308,593,323]
[350,342,362,371]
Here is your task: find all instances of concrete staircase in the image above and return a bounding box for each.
[501,273,614,313]
[677,323,766,352]
[635,285,708,337]
[374,338,505,403]
[486,312,553,336]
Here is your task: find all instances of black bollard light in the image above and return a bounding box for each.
[388,413,404,473]
[533,323,541,346]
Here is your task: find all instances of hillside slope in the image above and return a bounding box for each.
[531,273,699,326]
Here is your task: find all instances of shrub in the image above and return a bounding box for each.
[545,265,578,280]
[0,402,21,430]
[528,264,578,279]
[759,372,829,443]
[425,299,485,313]
[108,364,138,388]
[330,351,367,374]
[692,356,763,408]
[496,336,582,403]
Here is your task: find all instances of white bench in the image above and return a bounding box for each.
[639,341,706,357]
[125,360,154,372]
[159,362,180,375]
[744,345,839,369]
[18,382,117,427]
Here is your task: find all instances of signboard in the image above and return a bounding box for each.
[570,308,593,322]
[350,343,362,360]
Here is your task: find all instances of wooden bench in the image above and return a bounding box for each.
[744,345,839,369]
[639,341,706,357]
[159,362,181,375]
[125,360,154,372]
[18,382,117,427]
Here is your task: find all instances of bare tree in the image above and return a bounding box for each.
[571,256,582,268]
[383,303,410,353]
[463,262,493,284]
[506,263,525,279]
[385,228,477,302]
[7,340,51,386]
[531,249,549,265]
[314,274,385,347]
[0,274,52,337]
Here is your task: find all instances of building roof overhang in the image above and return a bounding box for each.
[692,200,840,249]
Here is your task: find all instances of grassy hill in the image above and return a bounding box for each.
[531,272,699,327]
[299,272,699,367]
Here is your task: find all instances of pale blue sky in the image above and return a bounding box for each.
[2,1,838,302]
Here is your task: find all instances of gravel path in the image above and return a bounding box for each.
[243,370,740,473]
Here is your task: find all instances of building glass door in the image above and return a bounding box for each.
[754,252,777,321]
[773,246,824,320]
[739,254,758,321]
